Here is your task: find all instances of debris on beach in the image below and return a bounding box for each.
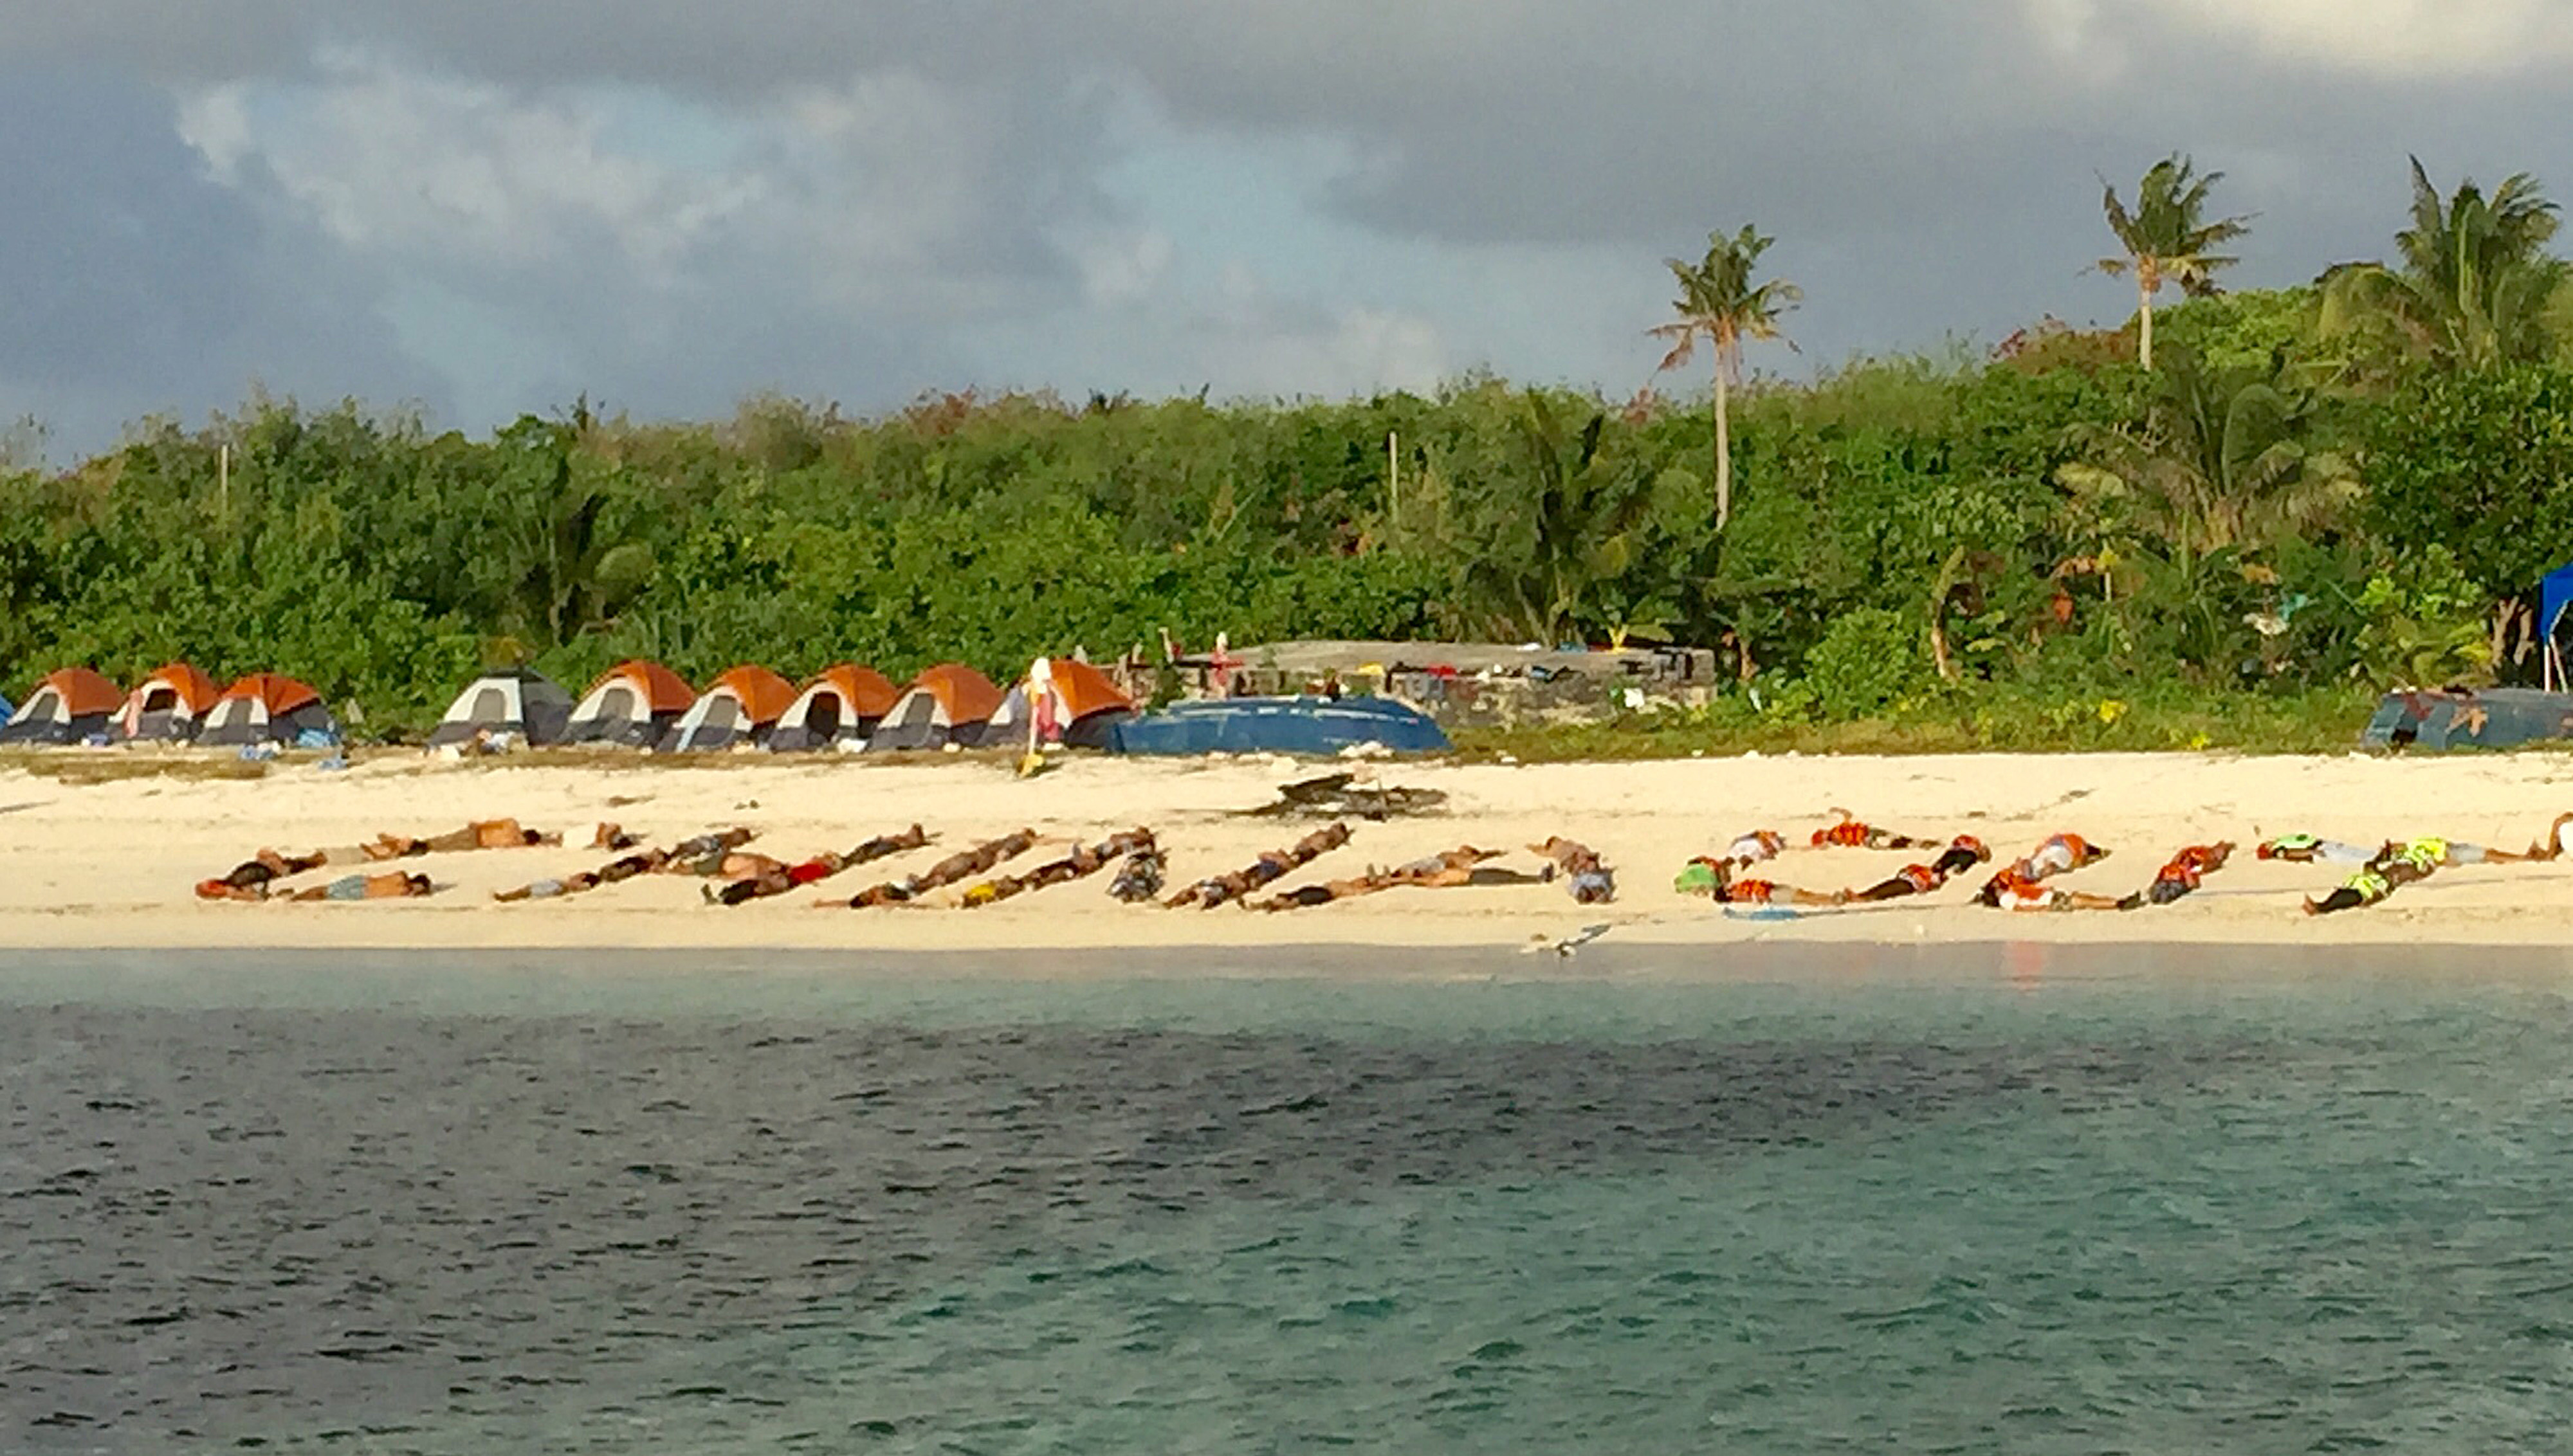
[1523,923,1612,956]
[1239,771,1446,821]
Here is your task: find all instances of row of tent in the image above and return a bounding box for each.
[1,666,340,747]
[428,657,1135,753]
[1,657,1132,752]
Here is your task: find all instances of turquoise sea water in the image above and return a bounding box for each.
[7,949,2573,1452]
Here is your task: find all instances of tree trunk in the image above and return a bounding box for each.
[2138,276,2156,371]
[1712,351,1733,532]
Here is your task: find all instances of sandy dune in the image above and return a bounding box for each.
[5,749,2573,953]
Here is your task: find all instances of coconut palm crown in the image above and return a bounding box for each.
[1651,225,1800,532]
[2320,156,2567,369]
[2098,154,2253,370]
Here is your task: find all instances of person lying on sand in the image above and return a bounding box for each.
[843,829,1039,907]
[2305,862,2394,916]
[1253,846,1541,910]
[1530,837,1615,904]
[1845,835,1991,904]
[1109,847,1166,903]
[681,849,785,880]
[1972,832,2110,905]
[960,830,1155,909]
[362,819,560,859]
[710,851,847,905]
[2118,842,2233,909]
[1978,865,2126,912]
[495,873,598,902]
[288,871,434,902]
[1716,829,1787,868]
[664,828,756,862]
[719,824,930,906]
[1166,824,1353,910]
[1674,857,1842,907]
[592,823,638,851]
[1809,812,1942,851]
[494,846,672,902]
[2388,819,2573,868]
[2255,834,2377,866]
[195,848,330,902]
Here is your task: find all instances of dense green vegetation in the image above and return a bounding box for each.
[7,154,2573,747]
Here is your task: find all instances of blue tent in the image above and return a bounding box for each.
[2545,561,2573,690]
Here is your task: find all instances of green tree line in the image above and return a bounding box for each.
[6,154,2573,738]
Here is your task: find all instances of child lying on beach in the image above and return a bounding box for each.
[1674,857,1842,907]
[2305,862,2395,916]
[1715,829,1786,868]
[1530,837,1615,904]
[960,829,1155,908]
[1845,836,1990,903]
[1254,846,1547,910]
[1972,833,2111,906]
[362,819,560,859]
[2120,842,2233,908]
[1809,812,1943,851]
[1978,866,2127,912]
[713,824,929,906]
[2255,834,2376,866]
[844,829,1039,907]
[496,846,673,902]
[1167,824,1353,910]
[288,871,434,902]
[195,849,330,902]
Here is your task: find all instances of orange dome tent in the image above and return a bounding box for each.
[200,673,338,746]
[663,664,798,752]
[993,657,1136,749]
[870,663,1007,751]
[769,664,900,752]
[116,662,223,742]
[1,667,124,745]
[564,660,695,747]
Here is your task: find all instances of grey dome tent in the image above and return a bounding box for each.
[426,669,574,749]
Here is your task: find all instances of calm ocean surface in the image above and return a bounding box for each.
[8,948,2573,1453]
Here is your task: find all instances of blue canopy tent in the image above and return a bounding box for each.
[2545,561,2573,691]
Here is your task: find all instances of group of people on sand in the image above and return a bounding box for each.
[1672,810,2573,918]
[2258,817,2573,915]
[194,817,563,902]
[196,806,2569,920]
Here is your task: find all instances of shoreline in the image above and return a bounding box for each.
[6,750,2573,954]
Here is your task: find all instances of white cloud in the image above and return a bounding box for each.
[2107,0,2573,77]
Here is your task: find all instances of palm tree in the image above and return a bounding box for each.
[2056,347,2359,562]
[1652,226,1799,532]
[2098,154,2252,370]
[2320,156,2567,369]
[1462,393,1657,642]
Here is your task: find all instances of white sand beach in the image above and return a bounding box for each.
[4,749,2573,954]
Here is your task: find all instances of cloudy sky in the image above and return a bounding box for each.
[5,0,2572,453]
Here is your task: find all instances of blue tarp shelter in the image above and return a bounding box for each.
[2544,561,2573,691]
[2362,687,2573,750]
[1109,696,1451,756]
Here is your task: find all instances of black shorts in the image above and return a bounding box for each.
[2145,877,2193,905]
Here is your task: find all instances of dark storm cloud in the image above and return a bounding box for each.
[0,67,435,444]
[6,1,2573,446]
